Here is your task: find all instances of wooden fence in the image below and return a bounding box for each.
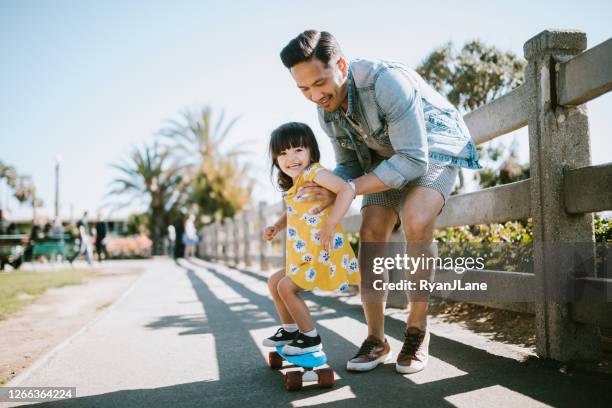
[200,30,612,362]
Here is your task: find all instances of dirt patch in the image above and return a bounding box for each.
[0,263,144,385]
[428,299,536,349]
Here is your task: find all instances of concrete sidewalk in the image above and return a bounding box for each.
[6,258,611,407]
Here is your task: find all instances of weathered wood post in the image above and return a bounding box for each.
[258,201,269,271]
[199,226,206,258]
[212,223,219,261]
[233,215,241,266]
[243,210,251,267]
[524,29,600,361]
[224,218,232,265]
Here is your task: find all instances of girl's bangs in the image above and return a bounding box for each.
[271,131,311,156]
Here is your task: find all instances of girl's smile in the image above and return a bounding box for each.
[277,146,311,179]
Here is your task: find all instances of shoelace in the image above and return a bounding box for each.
[354,339,377,358]
[400,331,425,359]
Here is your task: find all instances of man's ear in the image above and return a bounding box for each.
[337,57,348,78]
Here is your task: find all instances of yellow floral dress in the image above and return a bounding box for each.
[284,162,360,292]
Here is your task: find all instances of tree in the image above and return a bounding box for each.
[0,160,38,205]
[0,161,43,220]
[417,40,528,190]
[107,142,187,255]
[158,107,254,222]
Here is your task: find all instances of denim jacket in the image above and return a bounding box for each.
[318,59,481,189]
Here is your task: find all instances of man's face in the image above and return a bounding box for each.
[290,57,348,112]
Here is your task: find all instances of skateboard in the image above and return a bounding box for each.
[268,346,335,391]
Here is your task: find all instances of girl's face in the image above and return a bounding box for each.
[276,146,311,179]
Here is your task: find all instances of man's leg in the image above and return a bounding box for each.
[346,205,396,371]
[360,205,397,340]
[396,186,444,374]
[401,186,443,328]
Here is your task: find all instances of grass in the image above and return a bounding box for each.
[0,268,96,320]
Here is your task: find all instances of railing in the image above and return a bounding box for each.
[200,30,612,362]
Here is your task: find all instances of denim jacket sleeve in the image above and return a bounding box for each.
[371,67,429,188]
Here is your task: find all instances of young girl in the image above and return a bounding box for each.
[262,122,360,355]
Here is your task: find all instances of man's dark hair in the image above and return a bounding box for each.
[280,30,343,69]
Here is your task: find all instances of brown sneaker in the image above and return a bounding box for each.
[346,335,391,371]
[396,327,430,374]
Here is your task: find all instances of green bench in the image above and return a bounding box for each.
[31,235,78,261]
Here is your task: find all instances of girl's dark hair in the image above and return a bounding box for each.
[269,122,320,191]
[280,30,343,69]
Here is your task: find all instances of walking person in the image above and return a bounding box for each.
[94,215,109,262]
[182,214,198,258]
[70,211,93,265]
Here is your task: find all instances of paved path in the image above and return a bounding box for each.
[6,258,611,407]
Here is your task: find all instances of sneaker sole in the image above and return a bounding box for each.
[395,357,428,374]
[282,344,322,355]
[346,352,392,371]
[262,339,292,347]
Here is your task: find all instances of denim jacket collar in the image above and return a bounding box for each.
[346,65,356,117]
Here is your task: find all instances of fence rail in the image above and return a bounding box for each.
[201,29,612,362]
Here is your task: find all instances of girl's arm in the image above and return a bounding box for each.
[273,211,287,230]
[263,211,287,241]
[312,170,356,250]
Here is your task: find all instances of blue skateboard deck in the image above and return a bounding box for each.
[275,346,327,368]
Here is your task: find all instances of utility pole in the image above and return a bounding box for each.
[55,155,62,219]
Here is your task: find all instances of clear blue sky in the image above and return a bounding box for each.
[1,0,610,220]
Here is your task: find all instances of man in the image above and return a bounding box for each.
[69,211,93,265]
[280,30,481,374]
[94,215,109,262]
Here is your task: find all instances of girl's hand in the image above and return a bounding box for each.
[263,225,278,241]
[319,223,335,252]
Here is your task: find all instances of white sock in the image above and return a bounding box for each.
[302,328,318,337]
[283,324,298,332]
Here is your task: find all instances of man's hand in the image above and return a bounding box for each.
[297,182,336,214]
[263,225,279,241]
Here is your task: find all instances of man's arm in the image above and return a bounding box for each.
[368,68,429,189]
[298,118,364,212]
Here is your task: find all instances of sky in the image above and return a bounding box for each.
[1,0,611,221]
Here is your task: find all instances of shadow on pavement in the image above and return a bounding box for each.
[27,259,611,407]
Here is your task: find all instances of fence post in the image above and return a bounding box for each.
[210,223,217,261]
[213,221,221,262]
[524,29,600,361]
[243,210,251,267]
[234,215,241,266]
[224,218,232,265]
[258,201,268,271]
[199,226,205,258]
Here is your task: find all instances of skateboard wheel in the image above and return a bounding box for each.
[269,351,283,369]
[316,368,335,388]
[285,371,303,391]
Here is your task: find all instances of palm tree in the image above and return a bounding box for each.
[107,142,188,255]
[158,107,253,220]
